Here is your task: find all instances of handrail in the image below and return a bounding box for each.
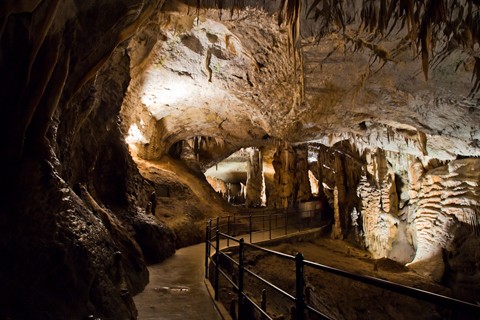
[303,259,480,314]
[245,242,297,261]
[205,208,480,319]
[205,207,330,319]
[243,264,296,302]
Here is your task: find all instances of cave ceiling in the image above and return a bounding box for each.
[123,0,480,177]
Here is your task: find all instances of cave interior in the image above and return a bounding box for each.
[1,0,480,319]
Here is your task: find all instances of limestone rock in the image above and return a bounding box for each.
[407,159,480,281]
[245,147,265,207]
[357,149,403,258]
[294,146,312,203]
[0,160,141,319]
[270,143,297,208]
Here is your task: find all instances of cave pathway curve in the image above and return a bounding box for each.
[134,243,221,320]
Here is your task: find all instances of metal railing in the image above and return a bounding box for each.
[205,209,480,320]
[206,207,326,247]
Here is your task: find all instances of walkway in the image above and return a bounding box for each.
[133,216,327,319]
[134,243,221,320]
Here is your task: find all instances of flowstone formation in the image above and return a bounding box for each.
[408,159,480,284]
[308,140,480,301]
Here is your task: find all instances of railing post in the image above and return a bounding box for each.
[208,219,212,262]
[216,216,220,232]
[205,221,210,279]
[238,238,245,320]
[295,252,305,320]
[227,215,230,247]
[249,215,252,243]
[229,299,237,320]
[214,228,220,300]
[261,289,267,320]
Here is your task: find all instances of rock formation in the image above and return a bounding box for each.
[0,1,175,318]
[245,147,265,207]
[408,159,480,283]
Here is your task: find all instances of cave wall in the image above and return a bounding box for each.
[0,1,177,319]
[1,163,141,319]
[55,46,176,265]
[207,176,244,204]
[357,149,411,262]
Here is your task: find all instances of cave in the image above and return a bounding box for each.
[1,0,480,319]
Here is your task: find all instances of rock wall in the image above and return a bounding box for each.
[207,176,245,204]
[0,1,176,319]
[1,162,140,319]
[295,146,312,203]
[168,136,230,171]
[270,143,296,208]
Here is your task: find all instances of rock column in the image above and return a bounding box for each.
[245,147,265,207]
[332,154,347,239]
[357,149,400,258]
[270,142,296,208]
[269,142,312,208]
[295,146,312,203]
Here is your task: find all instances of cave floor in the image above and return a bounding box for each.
[216,237,462,320]
[134,243,221,320]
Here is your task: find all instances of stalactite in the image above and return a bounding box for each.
[417,131,428,156]
[387,126,394,143]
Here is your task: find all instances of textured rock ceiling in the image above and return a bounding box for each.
[122,0,480,171]
[120,0,480,196]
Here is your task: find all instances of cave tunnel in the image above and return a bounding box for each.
[1,0,480,319]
